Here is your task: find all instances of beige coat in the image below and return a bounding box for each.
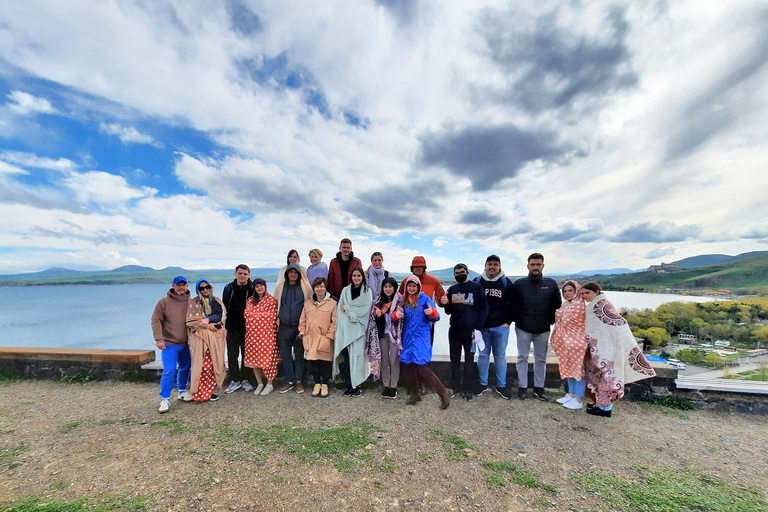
[186,296,227,394]
[299,293,337,361]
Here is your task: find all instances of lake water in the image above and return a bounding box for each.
[0,284,721,359]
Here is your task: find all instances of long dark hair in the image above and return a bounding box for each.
[377,276,398,308]
[350,267,368,291]
[286,249,299,264]
[581,281,602,294]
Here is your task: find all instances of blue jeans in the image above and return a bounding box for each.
[566,378,586,399]
[515,328,549,389]
[159,344,191,400]
[278,324,304,385]
[477,325,509,388]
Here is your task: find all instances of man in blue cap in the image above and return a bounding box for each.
[151,275,192,413]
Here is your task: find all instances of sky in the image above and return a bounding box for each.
[1,0,767,277]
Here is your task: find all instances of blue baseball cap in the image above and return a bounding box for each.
[172,275,188,285]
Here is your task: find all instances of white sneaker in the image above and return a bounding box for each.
[225,381,242,394]
[556,395,573,404]
[242,381,254,392]
[260,383,274,396]
[564,397,583,410]
[177,390,193,402]
[159,399,170,413]
[254,384,265,395]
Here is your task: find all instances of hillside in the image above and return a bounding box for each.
[673,251,768,269]
[594,253,768,294]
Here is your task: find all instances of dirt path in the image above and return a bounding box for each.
[1,380,766,511]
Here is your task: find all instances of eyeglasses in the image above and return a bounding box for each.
[199,285,212,290]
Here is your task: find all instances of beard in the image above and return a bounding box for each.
[528,270,542,280]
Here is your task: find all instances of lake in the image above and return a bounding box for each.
[0,284,721,359]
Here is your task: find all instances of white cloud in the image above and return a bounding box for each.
[98,122,161,147]
[61,171,157,206]
[5,90,57,115]
[0,150,77,171]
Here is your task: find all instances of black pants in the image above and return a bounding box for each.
[308,360,332,385]
[449,326,477,392]
[226,328,250,383]
[339,347,353,389]
[277,324,304,385]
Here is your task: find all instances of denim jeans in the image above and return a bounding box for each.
[566,377,586,399]
[159,343,191,400]
[477,325,509,388]
[515,328,549,389]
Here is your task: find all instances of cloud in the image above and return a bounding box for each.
[61,171,157,206]
[530,223,603,243]
[480,5,638,114]
[374,0,418,27]
[612,221,702,243]
[458,206,502,226]
[664,7,768,161]
[419,124,571,191]
[645,246,677,259]
[31,220,137,246]
[5,90,57,115]
[344,180,447,230]
[433,237,448,247]
[225,0,262,37]
[0,151,76,171]
[0,161,28,175]
[173,153,325,213]
[98,123,162,147]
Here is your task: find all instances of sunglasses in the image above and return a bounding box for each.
[199,285,212,290]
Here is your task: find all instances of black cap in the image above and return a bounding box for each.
[486,254,501,263]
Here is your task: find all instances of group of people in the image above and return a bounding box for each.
[151,238,657,417]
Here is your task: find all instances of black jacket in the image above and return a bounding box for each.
[513,276,561,334]
[444,281,489,330]
[474,275,518,328]
[222,279,254,330]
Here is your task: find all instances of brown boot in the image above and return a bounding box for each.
[311,384,321,397]
[440,388,452,410]
[406,394,422,405]
[320,384,329,398]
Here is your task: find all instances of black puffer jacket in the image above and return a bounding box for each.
[513,277,562,334]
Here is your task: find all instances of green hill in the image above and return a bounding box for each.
[593,254,768,294]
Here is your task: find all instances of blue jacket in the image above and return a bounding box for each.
[397,292,439,365]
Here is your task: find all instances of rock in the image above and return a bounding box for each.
[754,405,768,416]
[512,443,525,450]
[255,462,265,467]
[9,461,23,468]
[713,401,731,412]
[734,404,752,414]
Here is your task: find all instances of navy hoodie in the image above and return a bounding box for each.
[474,272,518,328]
[444,280,488,330]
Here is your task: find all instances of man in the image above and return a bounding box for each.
[474,255,518,400]
[514,253,562,401]
[151,275,192,413]
[399,256,448,345]
[327,238,363,299]
[444,263,488,401]
[222,264,255,394]
[274,263,312,393]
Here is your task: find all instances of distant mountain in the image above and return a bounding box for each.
[673,251,768,269]
[550,268,640,277]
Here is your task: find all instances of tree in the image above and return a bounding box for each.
[637,327,671,349]
[705,353,722,367]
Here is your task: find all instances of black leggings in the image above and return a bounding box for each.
[308,360,332,385]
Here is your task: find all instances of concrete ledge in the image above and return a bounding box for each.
[0,347,155,364]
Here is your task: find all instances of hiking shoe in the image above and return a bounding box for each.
[350,387,362,397]
[556,395,573,404]
[312,384,322,397]
[517,387,528,400]
[295,382,305,394]
[158,399,170,413]
[563,398,583,410]
[495,387,512,400]
[533,387,548,401]
[463,391,474,402]
[390,388,398,399]
[586,406,612,417]
[260,384,274,396]
[278,383,295,394]
[253,383,265,396]
[474,384,489,396]
[405,394,422,405]
[177,390,193,402]
[343,387,354,397]
[320,384,329,398]
[440,388,452,410]
[381,387,390,399]
[208,394,220,402]
[225,381,242,394]
[241,381,254,392]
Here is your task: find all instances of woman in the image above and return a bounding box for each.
[392,275,451,409]
[306,248,328,285]
[365,252,389,302]
[185,279,227,402]
[299,277,337,398]
[276,249,309,285]
[333,267,372,396]
[550,280,588,410]
[366,276,402,399]
[580,282,657,417]
[243,278,281,396]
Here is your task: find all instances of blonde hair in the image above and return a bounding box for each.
[309,248,323,259]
